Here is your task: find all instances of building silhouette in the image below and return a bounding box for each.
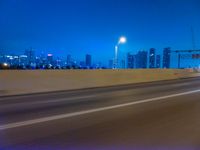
[120,59,125,69]
[127,52,134,69]
[85,54,92,67]
[0,55,4,63]
[24,48,35,65]
[156,55,161,68]
[163,47,171,68]
[149,48,156,68]
[136,51,147,68]
[67,54,72,66]
[79,61,86,68]
[47,54,53,65]
[108,59,114,69]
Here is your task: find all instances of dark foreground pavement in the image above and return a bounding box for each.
[1,77,200,149]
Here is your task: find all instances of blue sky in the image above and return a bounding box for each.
[0,0,200,65]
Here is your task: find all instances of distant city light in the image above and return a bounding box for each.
[6,55,11,58]
[3,63,8,67]
[20,55,28,58]
[47,54,53,57]
[150,54,154,56]
[14,56,19,59]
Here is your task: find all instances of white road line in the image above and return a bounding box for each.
[0,89,200,131]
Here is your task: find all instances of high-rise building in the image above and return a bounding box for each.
[24,48,35,65]
[80,61,85,68]
[149,48,156,68]
[35,56,40,66]
[86,54,92,67]
[0,49,6,63]
[127,52,134,69]
[19,55,28,66]
[47,54,53,65]
[67,54,72,66]
[163,47,171,68]
[156,55,161,68]
[0,55,4,63]
[120,59,125,69]
[55,57,62,67]
[12,55,20,66]
[0,54,7,64]
[38,52,46,66]
[109,59,114,69]
[136,51,148,68]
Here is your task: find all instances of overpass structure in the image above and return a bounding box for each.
[1,77,200,149]
[172,49,200,68]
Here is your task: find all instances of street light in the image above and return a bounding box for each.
[119,36,127,44]
[3,63,8,67]
[114,36,127,69]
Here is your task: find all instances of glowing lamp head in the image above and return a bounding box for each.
[118,36,127,44]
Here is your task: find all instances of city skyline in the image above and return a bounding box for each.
[2,45,200,69]
[0,46,187,69]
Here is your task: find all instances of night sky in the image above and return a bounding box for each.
[0,0,200,64]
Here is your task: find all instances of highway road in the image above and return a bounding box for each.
[1,77,200,149]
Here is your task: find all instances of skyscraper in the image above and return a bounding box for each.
[136,51,148,69]
[108,59,114,69]
[163,47,171,68]
[86,54,92,67]
[120,60,125,69]
[127,52,134,69]
[39,52,46,66]
[24,48,35,65]
[79,61,85,68]
[149,48,156,68]
[47,54,53,65]
[67,54,72,66]
[156,55,161,68]
[0,55,3,63]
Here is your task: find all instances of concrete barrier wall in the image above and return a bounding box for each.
[0,69,199,96]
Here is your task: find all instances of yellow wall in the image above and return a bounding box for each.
[0,69,198,96]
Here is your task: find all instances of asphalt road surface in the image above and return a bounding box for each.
[1,77,200,150]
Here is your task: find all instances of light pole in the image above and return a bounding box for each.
[114,36,126,69]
